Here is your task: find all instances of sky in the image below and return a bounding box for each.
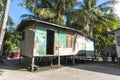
[114,0,120,17]
[9,0,120,26]
[9,0,32,26]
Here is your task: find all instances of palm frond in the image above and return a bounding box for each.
[34,8,56,19]
[20,14,40,20]
[7,16,14,27]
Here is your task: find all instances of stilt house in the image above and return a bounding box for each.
[17,19,94,70]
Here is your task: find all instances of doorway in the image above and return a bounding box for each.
[46,30,55,55]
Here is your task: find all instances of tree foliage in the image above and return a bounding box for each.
[0,0,14,27]
[66,0,120,50]
[3,30,21,55]
[0,1,20,55]
[21,0,78,25]
[20,0,120,51]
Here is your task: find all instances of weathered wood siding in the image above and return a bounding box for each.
[19,20,95,58]
[57,31,75,56]
[86,38,94,58]
[66,31,75,48]
[34,25,67,56]
[55,31,67,55]
[114,31,120,58]
[34,26,47,56]
[21,27,34,57]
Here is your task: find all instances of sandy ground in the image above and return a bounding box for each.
[0,59,120,80]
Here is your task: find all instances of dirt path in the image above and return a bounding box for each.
[0,59,120,80]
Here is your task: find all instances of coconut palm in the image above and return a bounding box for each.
[66,0,120,51]
[0,0,5,26]
[66,0,118,36]
[20,0,120,51]
[0,0,11,55]
[0,0,14,26]
[21,0,78,25]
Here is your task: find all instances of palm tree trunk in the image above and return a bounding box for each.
[0,0,11,56]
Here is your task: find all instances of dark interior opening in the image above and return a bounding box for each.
[46,30,55,55]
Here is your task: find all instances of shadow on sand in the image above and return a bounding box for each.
[0,59,24,71]
[70,60,120,76]
[0,58,120,76]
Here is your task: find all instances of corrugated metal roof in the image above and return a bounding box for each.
[17,19,93,40]
[18,19,85,34]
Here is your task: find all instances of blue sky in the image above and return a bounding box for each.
[9,0,32,26]
[9,0,109,26]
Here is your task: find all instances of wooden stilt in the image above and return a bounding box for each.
[51,57,53,67]
[58,31,60,67]
[24,56,27,66]
[58,56,60,67]
[65,56,68,64]
[18,54,21,64]
[31,57,35,72]
[72,55,75,65]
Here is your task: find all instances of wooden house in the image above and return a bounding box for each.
[17,19,94,71]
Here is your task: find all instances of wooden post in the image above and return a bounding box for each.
[31,57,35,71]
[72,55,75,65]
[65,56,68,64]
[50,57,53,67]
[58,31,61,67]
[18,54,21,64]
[0,0,11,55]
[58,56,60,67]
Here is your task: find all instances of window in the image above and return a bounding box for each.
[66,35,72,48]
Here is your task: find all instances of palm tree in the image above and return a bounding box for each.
[66,0,118,36]
[0,0,11,55]
[21,0,77,25]
[66,0,120,51]
[20,0,119,51]
[0,1,14,27]
[0,0,5,26]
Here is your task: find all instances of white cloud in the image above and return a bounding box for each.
[114,0,120,17]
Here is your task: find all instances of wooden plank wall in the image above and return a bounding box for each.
[57,30,75,56]
[34,26,47,56]
[21,27,34,57]
[66,30,75,48]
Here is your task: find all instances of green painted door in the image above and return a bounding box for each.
[35,27,46,55]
